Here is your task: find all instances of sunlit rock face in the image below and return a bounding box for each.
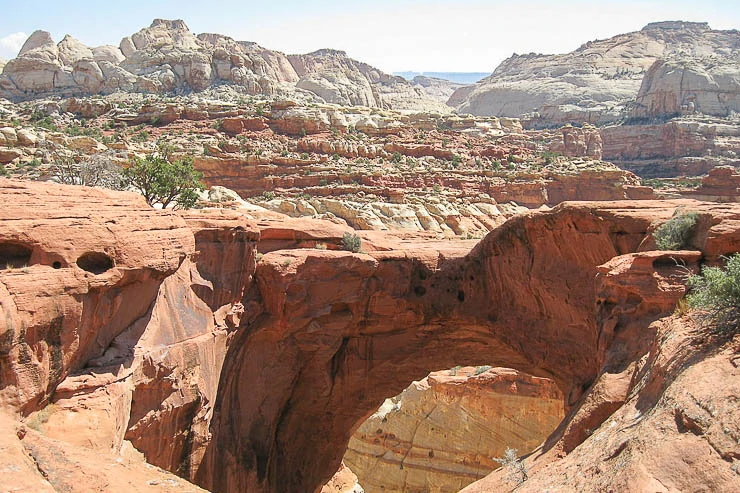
[452,22,740,125]
[3,177,740,493]
[344,367,564,493]
[0,20,447,113]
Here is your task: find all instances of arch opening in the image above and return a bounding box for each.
[338,365,565,493]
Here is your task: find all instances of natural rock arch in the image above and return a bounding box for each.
[197,203,657,493]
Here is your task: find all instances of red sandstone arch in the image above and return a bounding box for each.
[196,203,668,493]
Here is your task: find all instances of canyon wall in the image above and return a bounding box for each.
[2,178,740,492]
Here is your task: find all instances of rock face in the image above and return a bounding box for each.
[288,50,450,113]
[344,367,564,492]
[600,116,740,177]
[683,165,740,201]
[632,55,740,119]
[410,75,466,104]
[461,261,740,492]
[2,179,740,493]
[198,199,740,493]
[0,179,258,489]
[321,462,364,493]
[0,20,446,112]
[452,22,740,125]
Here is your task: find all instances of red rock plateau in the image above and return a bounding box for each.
[1,94,657,241]
[2,177,739,492]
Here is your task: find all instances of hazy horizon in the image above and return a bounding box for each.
[1,0,739,73]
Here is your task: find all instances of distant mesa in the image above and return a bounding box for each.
[1,18,739,125]
[450,21,740,125]
[394,71,489,84]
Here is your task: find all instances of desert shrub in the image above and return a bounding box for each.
[686,254,740,335]
[654,210,699,250]
[341,232,362,253]
[124,154,204,209]
[493,447,528,485]
[473,365,492,375]
[51,153,128,190]
[131,130,150,143]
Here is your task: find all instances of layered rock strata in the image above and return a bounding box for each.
[601,115,740,178]
[344,367,564,492]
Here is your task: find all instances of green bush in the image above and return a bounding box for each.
[687,254,740,335]
[124,154,204,209]
[654,211,699,250]
[341,232,362,253]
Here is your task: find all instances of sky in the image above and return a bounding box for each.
[1,0,739,73]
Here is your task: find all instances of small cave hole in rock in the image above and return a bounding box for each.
[334,365,565,492]
[52,261,62,269]
[76,252,114,274]
[0,242,33,270]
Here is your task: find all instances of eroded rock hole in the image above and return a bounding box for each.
[0,242,32,270]
[76,251,114,274]
[337,366,565,492]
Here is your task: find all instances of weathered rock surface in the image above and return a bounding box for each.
[0,20,446,113]
[2,178,740,493]
[410,75,466,104]
[288,50,450,113]
[601,115,740,177]
[685,165,740,201]
[453,22,740,125]
[321,462,364,493]
[462,304,740,492]
[198,199,740,493]
[0,413,208,492]
[0,179,194,412]
[344,367,563,492]
[632,55,740,119]
[0,179,258,490]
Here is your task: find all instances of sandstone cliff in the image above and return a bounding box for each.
[2,179,740,493]
[452,22,740,125]
[0,20,446,113]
